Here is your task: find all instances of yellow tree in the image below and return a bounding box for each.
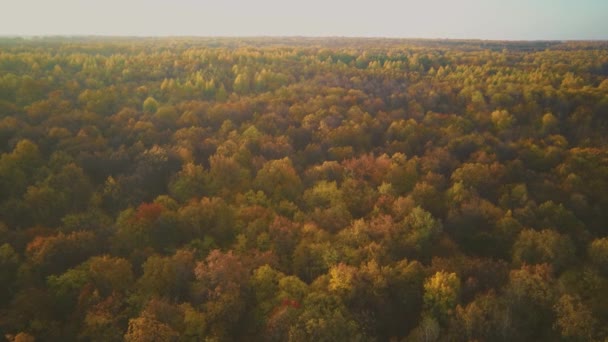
[423,271,460,324]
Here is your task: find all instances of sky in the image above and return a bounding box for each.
[1,0,607,40]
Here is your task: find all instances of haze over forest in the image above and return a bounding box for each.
[2,0,608,40]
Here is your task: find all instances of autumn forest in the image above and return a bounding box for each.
[1,37,608,341]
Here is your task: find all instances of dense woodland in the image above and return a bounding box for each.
[1,37,608,341]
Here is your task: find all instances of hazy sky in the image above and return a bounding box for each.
[2,0,607,40]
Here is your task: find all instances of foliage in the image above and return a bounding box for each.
[0,37,607,340]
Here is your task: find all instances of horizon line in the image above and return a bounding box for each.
[2,34,607,43]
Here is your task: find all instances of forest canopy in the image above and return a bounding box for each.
[0,37,608,341]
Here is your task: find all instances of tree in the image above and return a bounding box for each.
[215,83,228,102]
[138,250,194,301]
[251,264,283,316]
[193,249,248,340]
[88,255,134,296]
[0,139,43,201]
[553,294,596,341]
[328,263,357,297]
[78,87,119,115]
[8,332,36,342]
[207,154,251,196]
[505,264,556,340]
[112,201,178,254]
[153,105,179,128]
[340,177,377,218]
[178,196,236,245]
[541,112,559,135]
[168,162,207,202]
[589,237,608,276]
[450,292,512,342]
[47,265,89,318]
[42,162,93,215]
[233,73,251,94]
[0,243,20,303]
[80,294,127,342]
[254,157,302,202]
[410,181,445,218]
[302,181,352,233]
[512,229,575,272]
[445,195,503,256]
[423,271,460,325]
[288,292,366,342]
[405,315,440,342]
[26,231,97,276]
[124,312,178,342]
[491,109,514,131]
[292,240,336,283]
[450,162,504,200]
[399,207,442,259]
[142,96,159,114]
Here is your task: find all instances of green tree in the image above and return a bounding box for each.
[168,162,207,202]
[288,292,366,342]
[143,96,159,114]
[254,157,302,202]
